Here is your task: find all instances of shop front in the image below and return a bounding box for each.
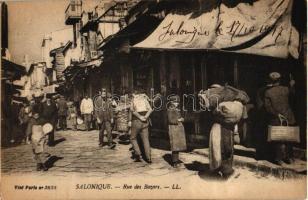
[130,0,304,145]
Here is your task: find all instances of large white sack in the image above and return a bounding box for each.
[216,101,244,124]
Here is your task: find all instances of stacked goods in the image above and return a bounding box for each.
[116,98,131,132]
[199,85,249,124]
[199,85,249,109]
[116,109,129,132]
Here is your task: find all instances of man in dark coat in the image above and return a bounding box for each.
[95,89,115,149]
[57,96,68,131]
[42,97,57,146]
[32,97,44,115]
[254,85,271,160]
[264,72,296,165]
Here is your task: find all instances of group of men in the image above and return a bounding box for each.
[91,71,298,169]
[78,88,153,163]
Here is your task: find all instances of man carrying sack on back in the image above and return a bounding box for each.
[264,72,297,165]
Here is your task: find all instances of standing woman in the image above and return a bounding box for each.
[167,95,187,168]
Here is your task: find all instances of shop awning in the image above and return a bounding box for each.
[133,0,299,59]
[78,59,102,68]
[1,58,27,79]
[63,59,103,83]
[50,41,72,56]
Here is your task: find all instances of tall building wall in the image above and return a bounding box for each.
[1,2,8,56]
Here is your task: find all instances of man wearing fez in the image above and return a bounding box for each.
[95,88,115,149]
[264,72,296,165]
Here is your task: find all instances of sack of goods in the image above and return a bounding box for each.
[215,101,244,124]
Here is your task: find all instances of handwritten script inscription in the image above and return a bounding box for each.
[158,20,285,44]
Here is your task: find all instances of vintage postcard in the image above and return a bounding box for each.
[1,0,307,199]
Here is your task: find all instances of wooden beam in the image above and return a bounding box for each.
[233,57,239,87]
[201,55,207,89]
[191,55,196,93]
[98,20,119,23]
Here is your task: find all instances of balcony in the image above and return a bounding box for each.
[65,0,82,25]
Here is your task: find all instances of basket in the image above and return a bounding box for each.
[267,115,300,143]
[77,117,84,125]
[42,123,53,134]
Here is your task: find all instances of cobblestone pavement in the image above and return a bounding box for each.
[1,129,306,182]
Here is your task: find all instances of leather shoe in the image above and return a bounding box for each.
[41,164,48,171]
[109,144,116,149]
[133,155,141,162]
[36,163,42,171]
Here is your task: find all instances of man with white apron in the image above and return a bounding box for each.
[129,89,153,163]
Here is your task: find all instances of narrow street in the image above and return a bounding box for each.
[1,128,305,181]
[1,0,307,199]
[2,128,306,199]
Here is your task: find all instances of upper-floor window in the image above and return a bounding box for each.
[71,4,76,11]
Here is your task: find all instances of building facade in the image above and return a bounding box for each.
[60,0,306,147]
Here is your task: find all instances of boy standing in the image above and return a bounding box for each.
[26,112,49,171]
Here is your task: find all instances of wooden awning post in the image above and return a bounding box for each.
[233,57,239,87]
[159,52,167,94]
[191,55,196,93]
[151,67,154,89]
[201,54,207,90]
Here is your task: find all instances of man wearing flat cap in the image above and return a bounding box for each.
[264,72,296,165]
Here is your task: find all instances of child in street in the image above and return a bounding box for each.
[167,95,187,168]
[26,112,52,171]
[68,101,78,131]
